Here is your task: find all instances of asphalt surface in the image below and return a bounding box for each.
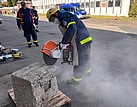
[0,15,137,107]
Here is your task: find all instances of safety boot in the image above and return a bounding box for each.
[28,42,32,48]
[67,78,81,85]
[33,42,39,47]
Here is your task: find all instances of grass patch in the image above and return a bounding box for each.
[38,13,46,16]
[38,13,47,19]
[88,15,137,21]
[38,13,137,22]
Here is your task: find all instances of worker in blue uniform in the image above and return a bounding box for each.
[32,6,39,32]
[16,1,39,47]
[46,8,93,85]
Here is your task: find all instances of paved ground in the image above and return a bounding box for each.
[83,18,137,35]
[0,14,137,107]
[83,18,137,28]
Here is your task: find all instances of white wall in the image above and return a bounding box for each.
[121,0,130,16]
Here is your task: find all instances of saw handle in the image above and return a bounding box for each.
[57,42,62,50]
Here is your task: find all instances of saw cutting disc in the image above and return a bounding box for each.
[42,40,58,65]
[43,52,57,65]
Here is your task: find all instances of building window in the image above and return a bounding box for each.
[45,5,49,9]
[81,2,84,8]
[86,2,89,8]
[39,6,43,9]
[60,7,70,11]
[35,6,38,9]
[49,4,55,8]
[108,0,113,7]
[91,1,95,8]
[115,0,120,7]
[96,1,100,7]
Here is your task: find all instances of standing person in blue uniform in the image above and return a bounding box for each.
[16,1,39,47]
[46,8,93,85]
[32,6,39,32]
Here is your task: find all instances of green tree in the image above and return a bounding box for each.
[129,1,137,17]
[7,0,13,7]
[2,1,8,7]
[7,0,18,7]
[11,0,15,6]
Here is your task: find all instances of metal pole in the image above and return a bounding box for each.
[84,0,86,9]
[42,0,44,13]
[120,0,123,14]
[112,0,114,14]
[89,0,91,14]
[106,0,108,14]
[100,0,101,14]
[0,0,1,8]
[94,0,96,13]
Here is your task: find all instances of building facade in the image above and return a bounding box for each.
[0,0,1,8]
[32,0,131,16]
[17,0,32,7]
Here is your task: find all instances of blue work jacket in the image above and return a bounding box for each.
[16,7,34,29]
[57,11,93,45]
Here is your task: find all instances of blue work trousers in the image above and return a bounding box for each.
[22,26,37,42]
[73,42,92,79]
[34,19,38,25]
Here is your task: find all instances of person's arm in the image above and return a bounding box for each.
[36,10,39,20]
[29,9,35,24]
[61,17,77,44]
[16,11,22,30]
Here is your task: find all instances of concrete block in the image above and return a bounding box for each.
[11,62,58,107]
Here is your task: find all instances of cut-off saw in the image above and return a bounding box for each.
[42,40,73,65]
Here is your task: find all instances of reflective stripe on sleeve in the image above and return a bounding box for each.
[34,16,38,19]
[80,36,92,45]
[16,17,20,19]
[67,21,76,28]
[72,76,82,82]
[16,17,23,20]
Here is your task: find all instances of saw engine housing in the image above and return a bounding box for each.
[62,44,73,64]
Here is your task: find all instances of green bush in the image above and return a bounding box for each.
[128,1,137,17]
